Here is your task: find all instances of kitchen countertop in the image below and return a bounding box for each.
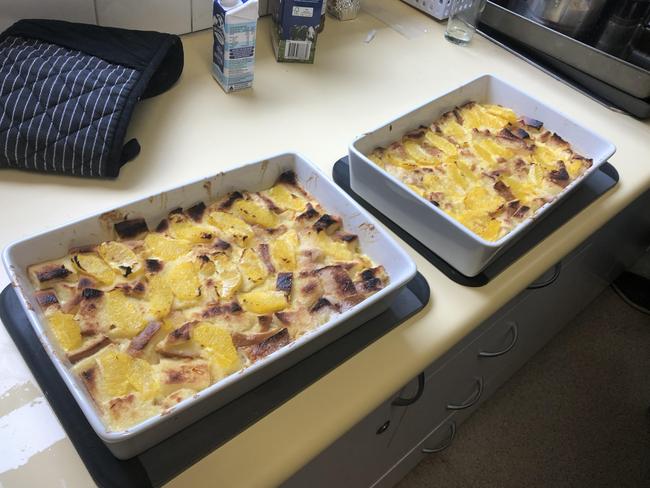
[1,3,649,487]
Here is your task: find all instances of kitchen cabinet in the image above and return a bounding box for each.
[283,190,650,488]
[374,418,458,488]
[280,379,415,488]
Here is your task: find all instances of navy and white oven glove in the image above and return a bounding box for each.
[0,19,183,177]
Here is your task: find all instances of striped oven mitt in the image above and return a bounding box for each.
[0,19,183,177]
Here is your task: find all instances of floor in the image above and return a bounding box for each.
[398,286,650,488]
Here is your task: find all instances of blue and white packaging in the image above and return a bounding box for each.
[213,0,259,92]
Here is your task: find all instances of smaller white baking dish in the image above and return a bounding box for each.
[349,74,616,277]
[2,152,416,459]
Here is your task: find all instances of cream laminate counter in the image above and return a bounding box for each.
[1,4,649,487]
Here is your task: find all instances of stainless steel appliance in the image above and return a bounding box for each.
[628,15,650,69]
[509,0,609,38]
[481,2,650,99]
[596,0,650,57]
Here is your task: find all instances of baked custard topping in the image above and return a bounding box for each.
[28,171,388,431]
[368,102,593,241]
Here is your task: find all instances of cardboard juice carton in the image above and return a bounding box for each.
[270,0,324,63]
[213,0,259,92]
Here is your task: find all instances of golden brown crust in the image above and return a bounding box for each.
[67,335,112,364]
[368,102,590,241]
[76,290,106,336]
[30,263,73,284]
[245,328,290,362]
[158,359,211,396]
[34,289,58,309]
[29,174,388,432]
[114,219,148,239]
[80,366,100,405]
[128,322,161,356]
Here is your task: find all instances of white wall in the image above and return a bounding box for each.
[0,0,271,34]
[0,0,97,32]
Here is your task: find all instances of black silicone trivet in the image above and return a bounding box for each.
[333,156,619,287]
[0,273,429,488]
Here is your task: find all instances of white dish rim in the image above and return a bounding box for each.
[2,151,417,444]
[349,74,617,249]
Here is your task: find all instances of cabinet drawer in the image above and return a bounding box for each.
[373,417,457,488]
[390,343,487,459]
[282,380,416,488]
[494,242,608,381]
[389,245,599,459]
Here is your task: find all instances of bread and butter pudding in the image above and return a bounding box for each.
[368,102,593,241]
[28,171,388,431]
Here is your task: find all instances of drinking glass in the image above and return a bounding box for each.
[445,0,487,45]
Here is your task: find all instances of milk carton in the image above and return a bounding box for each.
[270,0,324,63]
[213,0,259,92]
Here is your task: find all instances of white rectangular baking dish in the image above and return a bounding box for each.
[349,74,616,277]
[2,152,417,459]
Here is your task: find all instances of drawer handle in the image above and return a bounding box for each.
[392,372,425,407]
[376,420,391,435]
[446,377,484,410]
[527,262,562,289]
[478,322,519,358]
[421,421,456,454]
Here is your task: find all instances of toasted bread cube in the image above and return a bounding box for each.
[28,260,76,287]
[105,393,161,431]
[67,335,111,364]
[160,388,195,410]
[157,358,211,397]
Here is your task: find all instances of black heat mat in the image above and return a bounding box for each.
[0,272,429,487]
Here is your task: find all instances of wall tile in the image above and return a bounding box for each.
[1,0,97,32]
[192,0,212,31]
[95,0,192,34]
[192,0,270,33]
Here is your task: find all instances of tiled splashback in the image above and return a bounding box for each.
[0,0,271,34]
[1,0,97,32]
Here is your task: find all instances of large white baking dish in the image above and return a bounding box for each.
[349,74,616,277]
[2,153,416,459]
